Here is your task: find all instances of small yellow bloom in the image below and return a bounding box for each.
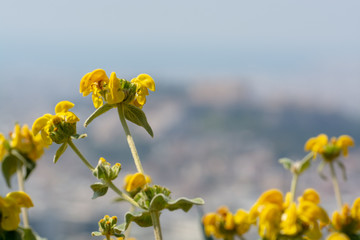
[326,232,350,240]
[0,191,33,231]
[332,197,360,233]
[305,134,354,161]
[9,124,46,161]
[0,133,7,161]
[281,203,301,235]
[131,74,155,108]
[124,172,151,192]
[106,72,125,105]
[32,101,80,145]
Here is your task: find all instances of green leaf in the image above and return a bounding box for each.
[278,158,293,170]
[122,211,153,229]
[23,228,36,240]
[90,182,109,199]
[1,154,19,188]
[1,230,22,240]
[84,103,113,127]
[71,133,87,140]
[298,156,311,174]
[123,104,153,137]
[149,194,204,212]
[53,142,68,164]
[11,150,36,180]
[91,231,102,237]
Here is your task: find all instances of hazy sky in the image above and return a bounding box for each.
[1,0,360,120]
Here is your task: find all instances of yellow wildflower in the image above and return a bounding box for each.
[0,191,33,231]
[331,197,360,234]
[80,69,109,108]
[32,101,80,145]
[131,74,155,108]
[9,123,46,161]
[326,232,350,240]
[305,134,354,161]
[124,172,151,192]
[0,133,6,161]
[202,206,251,239]
[106,72,125,105]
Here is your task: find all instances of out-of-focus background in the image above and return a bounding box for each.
[1,1,360,239]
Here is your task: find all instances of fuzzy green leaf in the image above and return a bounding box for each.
[53,142,68,164]
[1,154,19,188]
[23,228,36,240]
[91,231,102,237]
[90,182,109,199]
[278,158,293,170]
[84,103,113,127]
[122,211,153,229]
[11,150,36,180]
[124,104,153,137]
[149,194,204,212]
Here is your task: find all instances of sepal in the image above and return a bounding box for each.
[53,142,68,164]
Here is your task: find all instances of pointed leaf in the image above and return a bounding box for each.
[149,194,204,212]
[1,154,19,188]
[90,182,109,199]
[84,103,113,127]
[23,228,37,240]
[53,142,68,164]
[122,211,153,229]
[91,231,102,237]
[298,157,312,175]
[124,104,153,137]
[317,160,327,180]
[337,160,347,181]
[278,158,293,170]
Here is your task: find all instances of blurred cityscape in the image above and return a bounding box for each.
[1,79,359,239]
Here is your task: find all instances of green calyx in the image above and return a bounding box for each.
[93,159,121,181]
[49,122,77,144]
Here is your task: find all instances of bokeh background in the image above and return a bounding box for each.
[1,1,360,239]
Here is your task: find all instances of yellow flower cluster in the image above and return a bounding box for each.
[202,206,251,239]
[0,123,46,162]
[330,198,360,236]
[80,69,155,109]
[305,134,355,161]
[0,191,33,231]
[32,101,80,145]
[246,189,328,240]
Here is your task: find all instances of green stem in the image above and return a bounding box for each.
[68,139,95,171]
[150,211,163,240]
[290,173,299,203]
[106,181,140,208]
[67,139,140,208]
[16,161,30,229]
[329,161,343,210]
[117,103,145,175]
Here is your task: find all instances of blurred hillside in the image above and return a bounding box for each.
[1,80,360,240]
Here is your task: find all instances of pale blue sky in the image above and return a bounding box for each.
[1,0,360,122]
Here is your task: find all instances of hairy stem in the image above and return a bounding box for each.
[106,181,140,208]
[68,139,95,171]
[117,103,145,175]
[150,211,163,240]
[329,161,343,210]
[290,173,299,203]
[16,161,30,228]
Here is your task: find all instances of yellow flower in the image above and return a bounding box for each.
[326,232,350,240]
[9,123,46,161]
[332,197,360,233]
[106,72,125,105]
[305,134,354,161]
[131,74,155,108]
[0,191,33,231]
[32,101,80,145]
[203,206,251,239]
[0,133,7,161]
[124,172,151,192]
[80,69,109,108]
[281,203,301,235]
